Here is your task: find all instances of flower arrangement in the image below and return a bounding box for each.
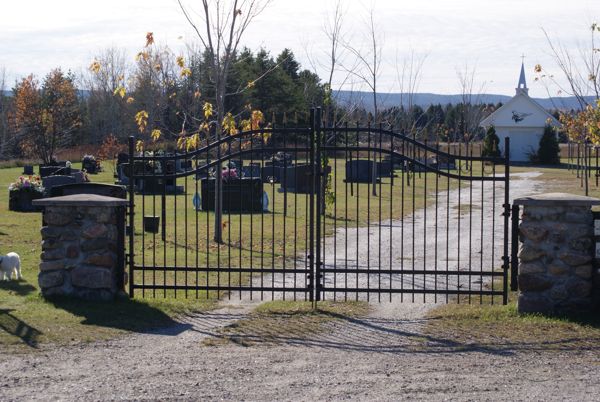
[8,175,44,193]
[221,167,238,180]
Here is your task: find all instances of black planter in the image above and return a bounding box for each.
[8,190,44,212]
[201,178,263,213]
[143,216,160,233]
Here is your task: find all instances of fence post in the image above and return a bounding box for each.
[503,136,510,304]
[128,136,135,298]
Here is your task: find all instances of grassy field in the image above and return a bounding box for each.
[2,157,599,351]
[0,163,215,351]
[424,162,600,349]
[424,289,600,352]
[129,157,473,296]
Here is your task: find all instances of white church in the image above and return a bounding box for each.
[479,62,561,162]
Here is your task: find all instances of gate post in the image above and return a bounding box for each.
[502,136,510,304]
[128,136,135,298]
[308,108,316,302]
[315,107,323,302]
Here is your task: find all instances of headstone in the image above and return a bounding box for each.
[50,183,127,199]
[279,164,313,193]
[42,175,77,194]
[201,178,263,213]
[241,165,261,178]
[23,165,34,175]
[345,160,380,183]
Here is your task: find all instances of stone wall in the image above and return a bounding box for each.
[515,193,600,314]
[33,194,127,301]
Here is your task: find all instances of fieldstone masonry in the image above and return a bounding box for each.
[514,193,600,314]
[33,194,127,301]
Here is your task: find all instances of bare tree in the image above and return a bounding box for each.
[456,62,487,144]
[394,49,428,133]
[343,6,383,123]
[177,0,271,243]
[81,47,131,142]
[541,25,600,108]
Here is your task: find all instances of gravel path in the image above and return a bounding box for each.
[2,171,600,401]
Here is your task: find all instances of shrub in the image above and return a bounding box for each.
[482,125,500,158]
[537,125,560,165]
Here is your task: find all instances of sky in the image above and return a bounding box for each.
[0,0,597,97]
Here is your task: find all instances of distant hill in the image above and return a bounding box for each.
[334,90,594,111]
[2,89,593,110]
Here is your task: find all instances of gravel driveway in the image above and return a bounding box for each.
[2,171,599,401]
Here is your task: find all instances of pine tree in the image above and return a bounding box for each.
[481,125,500,158]
[538,124,560,164]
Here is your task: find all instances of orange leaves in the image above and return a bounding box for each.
[126,96,135,104]
[135,110,149,133]
[136,140,144,153]
[176,56,185,68]
[203,102,213,120]
[151,129,162,142]
[113,86,126,99]
[180,68,192,78]
[89,60,101,74]
[145,32,154,47]
[135,51,150,62]
[222,112,238,135]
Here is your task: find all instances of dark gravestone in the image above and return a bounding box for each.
[279,164,313,193]
[201,178,263,213]
[42,175,77,195]
[377,160,393,178]
[436,155,456,170]
[241,164,261,178]
[50,183,127,199]
[23,165,34,175]
[117,153,129,166]
[82,156,100,174]
[40,166,63,178]
[345,160,380,183]
[262,165,282,183]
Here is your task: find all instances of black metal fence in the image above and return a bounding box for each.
[126,108,511,304]
[565,142,600,195]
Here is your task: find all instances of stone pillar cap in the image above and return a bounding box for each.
[33,194,128,207]
[513,192,600,206]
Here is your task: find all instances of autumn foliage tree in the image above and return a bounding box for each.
[13,69,81,164]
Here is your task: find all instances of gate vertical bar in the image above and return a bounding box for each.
[308,108,316,302]
[315,107,323,302]
[510,204,520,291]
[128,136,135,298]
[502,137,511,304]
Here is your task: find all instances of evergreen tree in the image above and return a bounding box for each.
[537,124,560,164]
[481,125,500,157]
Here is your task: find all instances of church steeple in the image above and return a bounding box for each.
[516,58,528,96]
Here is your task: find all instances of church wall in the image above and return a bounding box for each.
[497,127,543,162]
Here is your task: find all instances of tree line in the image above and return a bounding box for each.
[0,45,514,164]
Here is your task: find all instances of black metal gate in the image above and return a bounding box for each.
[126,108,511,304]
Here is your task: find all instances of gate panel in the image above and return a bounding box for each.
[127,120,315,300]
[126,108,511,304]
[316,122,510,304]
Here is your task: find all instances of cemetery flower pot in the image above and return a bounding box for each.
[8,189,44,212]
[143,216,160,233]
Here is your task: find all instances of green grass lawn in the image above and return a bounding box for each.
[2,157,596,351]
[424,290,600,352]
[0,162,215,352]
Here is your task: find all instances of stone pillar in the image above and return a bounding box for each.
[33,194,128,301]
[514,193,600,314]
